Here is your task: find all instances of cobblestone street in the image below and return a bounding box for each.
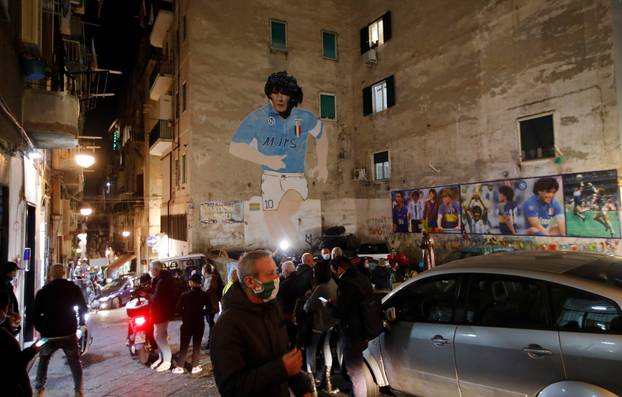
[28,308,220,397]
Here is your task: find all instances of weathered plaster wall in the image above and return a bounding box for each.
[187,0,357,251]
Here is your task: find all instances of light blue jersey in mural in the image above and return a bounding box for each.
[232,103,323,173]
[523,194,563,233]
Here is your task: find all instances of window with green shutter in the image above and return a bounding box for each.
[320,94,336,120]
[271,20,287,50]
[322,31,337,60]
[182,154,187,184]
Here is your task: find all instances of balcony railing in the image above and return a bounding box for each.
[149,120,173,156]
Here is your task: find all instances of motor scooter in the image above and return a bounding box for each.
[126,294,154,364]
[73,305,92,356]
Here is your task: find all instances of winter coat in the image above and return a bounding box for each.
[277,273,301,319]
[150,270,175,324]
[0,326,37,396]
[333,266,373,341]
[211,282,311,397]
[176,287,209,330]
[32,279,87,338]
[371,266,393,290]
[0,277,20,335]
[204,271,224,314]
[303,279,338,332]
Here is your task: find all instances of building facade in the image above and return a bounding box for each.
[139,0,622,258]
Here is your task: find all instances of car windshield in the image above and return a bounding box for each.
[101,278,126,292]
[565,259,622,289]
[359,244,388,254]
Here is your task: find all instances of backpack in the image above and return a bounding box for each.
[359,292,383,340]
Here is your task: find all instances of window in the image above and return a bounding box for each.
[549,284,622,334]
[182,83,187,112]
[160,214,187,241]
[322,31,337,60]
[182,154,186,184]
[360,11,392,54]
[174,158,179,188]
[519,114,554,161]
[175,92,179,119]
[319,93,336,120]
[464,275,548,329]
[373,151,390,180]
[388,275,460,323]
[363,75,395,116]
[270,19,287,50]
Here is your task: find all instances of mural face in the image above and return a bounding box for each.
[562,170,621,238]
[229,71,328,245]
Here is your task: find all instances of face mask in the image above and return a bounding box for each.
[251,277,280,302]
[322,254,331,260]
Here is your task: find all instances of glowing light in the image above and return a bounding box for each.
[279,240,290,251]
[75,153,95,168]
[134,316,146,326]
[122,230,130,238]
[80,207,93,216]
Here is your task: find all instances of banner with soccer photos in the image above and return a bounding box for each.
[391,185,461,234]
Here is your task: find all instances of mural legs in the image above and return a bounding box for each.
[264,190,303,245]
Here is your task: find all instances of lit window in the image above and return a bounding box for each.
[519,114,555,161]
[360,12,392,54]
[374,151,390,180]
[372,81,387,113]
[320,94,336,120]
[271,20,287,50]
[322,31,337,60]
[368,19,384,48]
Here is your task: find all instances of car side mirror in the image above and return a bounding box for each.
[384,307,396,322]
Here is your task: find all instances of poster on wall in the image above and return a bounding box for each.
[199,200,244,224]
[461,175,565,236]
[562,170,621,238]
[391,185,461,234]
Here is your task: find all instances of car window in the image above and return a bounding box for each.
[549,284,622,334]
[389,275,460,323]
[464,274,548,329]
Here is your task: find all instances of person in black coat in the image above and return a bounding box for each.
[149,261,175,371]
[331,256,374,397]
[0,290,39,397]
[370,258,392,291]
[211,250,313,397]
[0,261,22,336]
[32,264,87,396]
[173,273,209,374]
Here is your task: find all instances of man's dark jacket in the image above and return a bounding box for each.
[0,277,20,335]
[176,287,209,330]
[295,263,314,294]
[150,270,175,324]
[334,266,373,340]
[277,273,300,319]
[371,266,392,290]
[211,282,311,397]
[32,279,87,337]
[0,326,37,396]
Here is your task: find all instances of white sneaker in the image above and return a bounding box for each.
[150,358,162,369]
[172,367,185,374]
[156,361,172,372]
[191,366,202,374]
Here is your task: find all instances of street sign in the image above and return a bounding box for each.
[23,247,31,271]
[146,235,158,248]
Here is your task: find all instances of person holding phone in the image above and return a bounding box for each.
[303,261,338,394]
[0,290,40,396]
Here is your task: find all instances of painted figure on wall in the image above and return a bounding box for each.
[523,177,565,236]
[392,191,409,233]
[229,71,328,244]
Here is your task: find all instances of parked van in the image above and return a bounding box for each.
[156,253,208,280]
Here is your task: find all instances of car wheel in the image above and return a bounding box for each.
[363,362,380,397]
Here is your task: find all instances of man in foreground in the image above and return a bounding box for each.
[211,250,313,397]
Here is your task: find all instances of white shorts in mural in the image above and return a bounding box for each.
[261,171,308,211]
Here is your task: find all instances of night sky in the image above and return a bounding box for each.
[83,0,143,195]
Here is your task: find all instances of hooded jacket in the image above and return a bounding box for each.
[211,282,311,397]
[150,270,175,324]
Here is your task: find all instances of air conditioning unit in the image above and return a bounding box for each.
[353,168,368,181]
[363,49,377,64]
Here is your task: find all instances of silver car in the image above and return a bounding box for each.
[364,251,622,397]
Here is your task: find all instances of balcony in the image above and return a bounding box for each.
[22,88,80,149]
[149,1,174,48]
[149,120,173,156]
[149,61,173,101]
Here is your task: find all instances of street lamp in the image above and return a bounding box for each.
[79,207,93,217]
[122,230,130,238]
[75,153,95,168]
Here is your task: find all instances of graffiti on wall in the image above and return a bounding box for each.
[229,71,327,245]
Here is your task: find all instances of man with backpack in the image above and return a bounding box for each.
[331,256,380,397]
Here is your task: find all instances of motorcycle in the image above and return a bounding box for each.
[73,305,92,356]
[126,294,154,364]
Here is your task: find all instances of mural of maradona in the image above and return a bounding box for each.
[229,71,328,245]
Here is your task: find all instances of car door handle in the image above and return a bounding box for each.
[431,335,449,346]
[522,345,552,358]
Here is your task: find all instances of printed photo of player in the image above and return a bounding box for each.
[392,191,409,233]
[229,71,328,244]
[563,170,621,238]
[523,177,565,236]
[437,187,461,233]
